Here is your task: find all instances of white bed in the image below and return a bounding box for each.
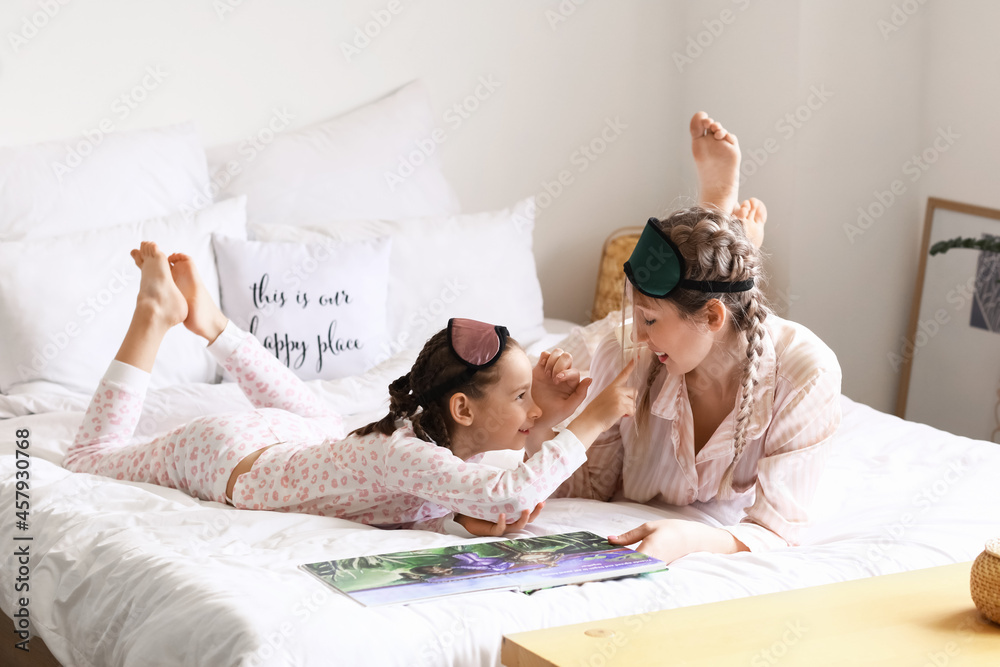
[2,82,999,667]
[2,330,1000,666]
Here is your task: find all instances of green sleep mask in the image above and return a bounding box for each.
[623,219,754,297]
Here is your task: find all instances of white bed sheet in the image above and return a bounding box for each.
[1,320,999,667]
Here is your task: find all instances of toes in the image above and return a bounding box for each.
[689,111,709,137]
[693,113,738,142]
[130,248,142,267]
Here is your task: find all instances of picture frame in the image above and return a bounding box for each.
[896,197,1000,443]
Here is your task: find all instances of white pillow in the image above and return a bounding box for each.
[207,81,461,225]
[0,198,247,394]
[0,121,211,241]
[212,235,392,380]
[249,198,546,362]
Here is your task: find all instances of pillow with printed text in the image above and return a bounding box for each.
[212,235,392,380]
[247,198,546,360]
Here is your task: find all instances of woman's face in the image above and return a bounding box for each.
[632,297,716,376]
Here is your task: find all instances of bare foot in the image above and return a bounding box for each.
[733,197,767,248]
[130,242,188,330]
[168,252,228,343]
[690,111,741,214]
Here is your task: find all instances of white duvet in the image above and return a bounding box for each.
[2,331,999,667]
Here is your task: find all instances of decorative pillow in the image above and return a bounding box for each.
[248,198,545,362]
[0,121,211,241]
[0,198,247,395]
[212,235,392,380]
[206,81,461,225]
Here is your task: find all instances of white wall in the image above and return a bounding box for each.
[4,0,998,415]
[674,0,1000,414]
[0,0,681,326]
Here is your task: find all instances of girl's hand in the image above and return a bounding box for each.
[607,519,749,563]
[531,349,590,427]
[567,359,637,445]
[456,502,545,537]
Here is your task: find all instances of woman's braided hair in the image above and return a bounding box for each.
[351,327,521,449]
[633,206,771,499]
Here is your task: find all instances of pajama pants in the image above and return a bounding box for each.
[64,322,346,506]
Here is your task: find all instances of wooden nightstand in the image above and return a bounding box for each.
[502,562,1000,666]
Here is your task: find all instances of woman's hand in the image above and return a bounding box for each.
[531,349,591,427]
[456,502,545,537]
[607,519,749,563]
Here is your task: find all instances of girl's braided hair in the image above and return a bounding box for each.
[351,327,521,449]
[633,206,771,499]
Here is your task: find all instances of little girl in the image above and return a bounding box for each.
[64,242,635,536]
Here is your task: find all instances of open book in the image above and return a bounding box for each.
[299,531,667,607]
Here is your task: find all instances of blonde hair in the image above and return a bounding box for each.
[630,206,770,499]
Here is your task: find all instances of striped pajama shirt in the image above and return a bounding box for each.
[555,314,842,552]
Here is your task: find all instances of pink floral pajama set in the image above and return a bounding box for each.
[64,322,587,532]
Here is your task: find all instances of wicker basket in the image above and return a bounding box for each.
[971,538,1000,625]
[591,227,643,322]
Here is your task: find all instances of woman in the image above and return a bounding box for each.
[555,113,841,563]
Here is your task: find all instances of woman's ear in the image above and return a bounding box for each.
[704,299,728,332]
[449,392,475,426]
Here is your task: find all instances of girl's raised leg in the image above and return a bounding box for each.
[114,242,189,372]
[66,242,186,478]
[168,251,229,345]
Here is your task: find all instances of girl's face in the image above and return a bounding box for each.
[633,297,716,375]
[463,348,542,454]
